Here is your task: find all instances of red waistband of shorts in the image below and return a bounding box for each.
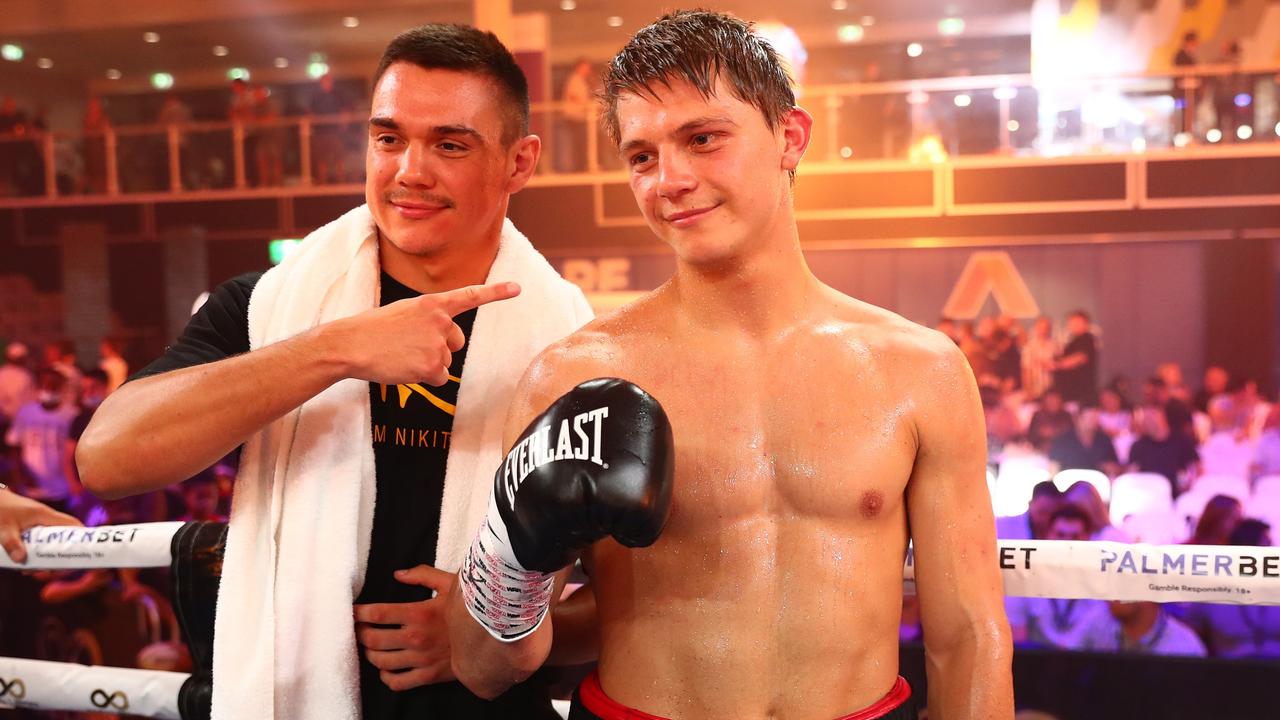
[578,671,911,720]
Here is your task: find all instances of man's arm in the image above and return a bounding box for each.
[77,283,518,499]
[906,338,1013,720]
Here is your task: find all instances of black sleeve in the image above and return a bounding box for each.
[130,272,263,381]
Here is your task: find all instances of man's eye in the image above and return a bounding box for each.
[630,153,652,166]
[440,142,465,152]
[376,135,399,146]
[693,134,712,145]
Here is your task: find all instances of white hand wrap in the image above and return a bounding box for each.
[459,499,556,642]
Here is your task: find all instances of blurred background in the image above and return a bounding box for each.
[1,1,1279,718]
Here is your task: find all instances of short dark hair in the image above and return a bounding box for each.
[600,10,796,147]
[373,23,529,144]
[1229,519,1271,547]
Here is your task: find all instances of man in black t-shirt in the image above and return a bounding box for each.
[1052,310,1099,407]
[77,24,589,720]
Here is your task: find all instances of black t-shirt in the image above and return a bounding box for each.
[1055,333,1098,407]
[1049,431,1118,472]
[134,271,557,720]
[1128,435,1200,490]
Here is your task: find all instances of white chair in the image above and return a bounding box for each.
[1198,434,1256,479]
[1121,510,1189,545]
[1254,475,1280,499]
[1109,472,1173,526]
[1189,474,1251,504]
[1053,468,1111,503]
[994,458,1052,518]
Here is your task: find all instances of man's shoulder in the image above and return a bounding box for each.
[824,290,960,363]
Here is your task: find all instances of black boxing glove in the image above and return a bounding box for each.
[460,378,674,642]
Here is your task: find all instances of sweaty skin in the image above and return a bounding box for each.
[450,72,1011,719]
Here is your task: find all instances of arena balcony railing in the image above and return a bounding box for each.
[0,62,1277,205]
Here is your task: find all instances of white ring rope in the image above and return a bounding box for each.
[0,657,188,717]
[4,523,1279,604]
[0,522,185,570]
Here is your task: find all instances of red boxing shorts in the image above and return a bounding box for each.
[567,671,915,720]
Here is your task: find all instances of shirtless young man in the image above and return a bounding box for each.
[448,11,1013,719]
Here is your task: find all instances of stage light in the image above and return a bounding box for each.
[1007,120,1020,132]
[213,45,228,57]
[1206,128,1222,143]
[954,94,971,108]
[861,16,875,26]
[307,61,329,79]
[938,18,965,36]
[838,25,864,43]
[607,16,623,27]
[144,32,160,43]
[1,44,23,62]
[1130,137,1146,153]
[106,68,122,80]
[36,57,52,69]
[228,67,250,81]
[1237,125,1253,140]
[152,72,175,90]
[342,16,359,28]
[907,43,924,58]
[831,0,848,10]
[1234,93,1251,108]
[993,86,1018,101]
[1173,132,1190,148]
[274,57,289,69]
[839,146,853,159]
[560,0,576,9]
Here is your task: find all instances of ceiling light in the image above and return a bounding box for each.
[1236,125,1253,140]
[1007,120,1020,132]
[213,45,229,57]
[144,31,160,43]
[907,43,924,58]
[274,57,289,69]
[1,44,22,62]
[938,17,965,36]
[1205,128,1222,143]
[307,61,330,79]
[228,67,250,81]
[151,72,175,90]
[831,0,849,9]
[560,0,577,10]
[1274,122,1280,137]
[839,146,853,159]
[993,86,1018,101]
[342,16,359,28]
[1173,132,1190,147]
[607,16,623,27]
[860,16,875,26]
[954,94,971,108]
[1130,137,1146,153]
[838,25,864,43]
[106,68,122,80]
[35,57,53,69]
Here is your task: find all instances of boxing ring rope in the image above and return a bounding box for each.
[3,522,1279,717]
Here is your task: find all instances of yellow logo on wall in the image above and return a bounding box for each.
[379,376,460,416]
[943,251,1040,319]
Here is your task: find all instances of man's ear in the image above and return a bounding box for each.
[779,107,813,174]
[506,134,542,194]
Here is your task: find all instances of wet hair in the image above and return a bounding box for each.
[373,23,529,144]
[600,10,796,148]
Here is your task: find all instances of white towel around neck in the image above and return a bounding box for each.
[211,204,592,720]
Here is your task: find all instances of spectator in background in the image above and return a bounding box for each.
[1063,481,1128,542]
[1052,310,1098,407]
[1081,598,1207,656]
[1194,365,1231,414]
[0,96,29,196]
[556,58,593,173]
[43,340,81,409]
[158,94,201,189]
[1141,375,1194,441]
[1156,362,1191,404]
[1172,31,1200,137]
[1006,505,1111,649]
[1178,519,1280,658]
[1231,378,1265,437]
[989,317,1022,392]
[1097,387,1133,439]
[1050,408,1120,476]
[1029,388,1073,453]
[0,342,35,425]
[1213,41,1250,143]
[64,369,108,518]
[934,317,957,344]
[309,73,351,184]
[982,383,1023,462]
[5,370,80,512]
[251,85,284,187]
[957,321,985,377]
[1186,494,1243,546]
[81,96,111,194]
[178,469,226,523]
[1128,409,1199,494]
[1199,394,1255,479]
[1021,316,1058,400]
[1253,405,1280,479]
[98,338,128,394]
[996,480,1062,540]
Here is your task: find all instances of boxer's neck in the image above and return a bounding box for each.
[670,231,817,335]
[377,229,501,295]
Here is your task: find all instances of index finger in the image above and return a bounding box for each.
[434,282,520,315]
